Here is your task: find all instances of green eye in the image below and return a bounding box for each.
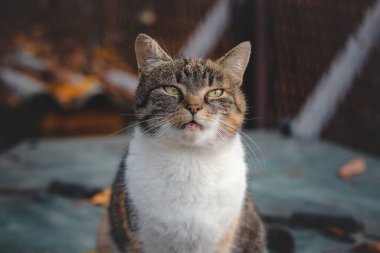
[207,89,224,98]
[163,86,180,95]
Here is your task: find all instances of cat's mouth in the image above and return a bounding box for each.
[181,120,203,130]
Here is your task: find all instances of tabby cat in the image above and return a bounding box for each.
[96,34,267,253]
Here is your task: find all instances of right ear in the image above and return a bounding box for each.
[135,34,172,72]
[216,41,251,84]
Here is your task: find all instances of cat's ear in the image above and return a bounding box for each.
[135,34,172,72]
[217,42,251,84]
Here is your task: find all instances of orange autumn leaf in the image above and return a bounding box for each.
[338,157,366,180]
[47,75,99,105]
[90,188,112,207]
[353,241,380,253]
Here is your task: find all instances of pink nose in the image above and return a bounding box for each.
[186,104,203,114]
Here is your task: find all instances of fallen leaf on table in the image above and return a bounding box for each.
[90,188,111,207]
[324,241,380,253]
[324,226,352,241]
[338,157,366,180]
[353,241,380,253]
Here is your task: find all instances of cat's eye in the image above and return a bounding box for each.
[207,89,224,98]
[163,85,180,96]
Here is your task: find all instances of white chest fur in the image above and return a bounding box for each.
[125,128,248,253]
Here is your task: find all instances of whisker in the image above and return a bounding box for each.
[217,120,264,172]
[119,113,170,116]
[142,114,178,144]
[148,122,172,144]
[143,118,172,136]
[240,137,260,174]
[216,124,258,174]
[105,126,130,138]
[240,131,266,167]
[244,116,261,121]
[106,114,173,138]
[216,129,229,146]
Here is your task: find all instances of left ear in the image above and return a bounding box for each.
[217,41,251,84]
[135,34,172,72]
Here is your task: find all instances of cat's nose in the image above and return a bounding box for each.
[186,104,203,114]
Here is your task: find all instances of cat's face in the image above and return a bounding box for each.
[134,34,251,148]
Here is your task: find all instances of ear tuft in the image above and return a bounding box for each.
[135,34,172,72]
[217,41,251,84]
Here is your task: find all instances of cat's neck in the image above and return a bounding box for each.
[131,126,242,156]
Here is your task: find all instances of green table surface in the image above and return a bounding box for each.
[0,130,379,253]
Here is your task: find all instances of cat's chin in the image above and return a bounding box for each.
[182,127,203,140]
[181,120,203,131]
[175,126,220,148]
[171,118,225,148]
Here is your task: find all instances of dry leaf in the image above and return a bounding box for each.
[47,75,100,105]
[325,226,350,238]
[353,241,380,253]
[324,241,380,253]
[338,157,366,180]
[90,188,111,207]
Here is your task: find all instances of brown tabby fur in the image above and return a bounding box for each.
[133,35,249,141]
[96,34,267,253]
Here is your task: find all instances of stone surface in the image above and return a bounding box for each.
[0,130,379,253]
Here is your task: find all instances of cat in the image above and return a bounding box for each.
[96,34,267,253]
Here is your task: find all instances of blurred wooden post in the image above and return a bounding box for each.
[255,0,268,127]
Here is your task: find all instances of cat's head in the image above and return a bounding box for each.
[134,34,250,148]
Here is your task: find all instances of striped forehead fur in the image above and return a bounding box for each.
[135,56,239,108]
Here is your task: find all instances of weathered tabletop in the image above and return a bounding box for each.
[0,130,379,253]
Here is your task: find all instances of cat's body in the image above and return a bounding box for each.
[127,128,246,253]
[97,34,267,253]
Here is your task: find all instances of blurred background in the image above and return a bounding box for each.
[0,0,379,156]
[1,0,380,252]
